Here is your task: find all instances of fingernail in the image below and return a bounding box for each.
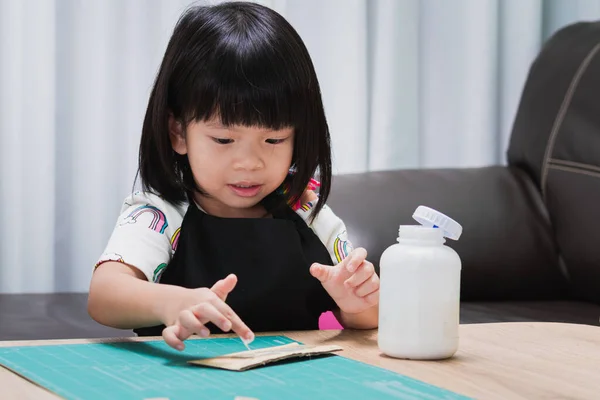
[200,328,210,337]
[177,344,184,351]
[223,321,232,331]
[245,332,255,342]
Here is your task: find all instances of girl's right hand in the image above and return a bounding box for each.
[161,274,254,350]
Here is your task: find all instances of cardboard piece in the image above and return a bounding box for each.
[188,343,343,371]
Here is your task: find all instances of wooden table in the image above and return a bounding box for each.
[1,322,599,399]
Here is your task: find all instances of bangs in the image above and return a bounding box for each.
[170,13,312,131]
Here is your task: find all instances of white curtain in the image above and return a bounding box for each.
[1,0,599,293]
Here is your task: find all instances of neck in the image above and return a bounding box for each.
[193,194,268,218]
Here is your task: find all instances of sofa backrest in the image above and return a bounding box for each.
[507,21,600,304]
[327,167,568,301]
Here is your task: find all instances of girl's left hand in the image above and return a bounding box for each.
[310,248,379,314]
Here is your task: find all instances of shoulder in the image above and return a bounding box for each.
[121,192,187,218]
[294,196,338,227]
[116,191,188,229]
[95,191,189,282]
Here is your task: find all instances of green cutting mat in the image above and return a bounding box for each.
[0,335,470,399]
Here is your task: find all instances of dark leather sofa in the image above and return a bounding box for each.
[328,20,600,328]
[1,21,599,341]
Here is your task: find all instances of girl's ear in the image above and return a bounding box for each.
[169,114,187,155]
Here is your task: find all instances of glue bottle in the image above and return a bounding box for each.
[378,206,463,360]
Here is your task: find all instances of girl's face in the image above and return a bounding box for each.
[170,116,294,218]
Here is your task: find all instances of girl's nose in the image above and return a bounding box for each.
[232,146,264,171]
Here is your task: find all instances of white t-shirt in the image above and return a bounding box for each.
[96,191,354,283]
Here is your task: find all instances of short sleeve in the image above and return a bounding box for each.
[295,198,354,265]
[95,192,186,283]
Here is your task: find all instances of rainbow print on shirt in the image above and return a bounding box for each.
[170,227,180,251]
[277,177,321,211]
[120,205,168,234]
[333,231,352,263]
[153,263,168,283]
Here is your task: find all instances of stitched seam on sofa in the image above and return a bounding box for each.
[540,42,600,200]
[548,164,600,179]
[549,158,600,174]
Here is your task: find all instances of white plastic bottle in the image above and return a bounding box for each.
[378,206,463,360]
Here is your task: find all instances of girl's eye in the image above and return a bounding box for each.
[213,138,233,145]
[266,138,286,144]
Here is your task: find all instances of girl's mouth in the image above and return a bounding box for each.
[228,184,262,197]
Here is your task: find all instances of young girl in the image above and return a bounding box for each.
[88,1,379,351]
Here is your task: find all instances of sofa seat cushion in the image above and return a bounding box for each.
[461,300,600,326]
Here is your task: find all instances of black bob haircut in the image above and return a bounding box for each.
[137,1,332,219]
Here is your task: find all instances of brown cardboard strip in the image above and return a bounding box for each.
[188,343,343,371]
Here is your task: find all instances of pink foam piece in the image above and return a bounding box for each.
[318,311,344,330]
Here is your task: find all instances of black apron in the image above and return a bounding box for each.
[134,194,338,336]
